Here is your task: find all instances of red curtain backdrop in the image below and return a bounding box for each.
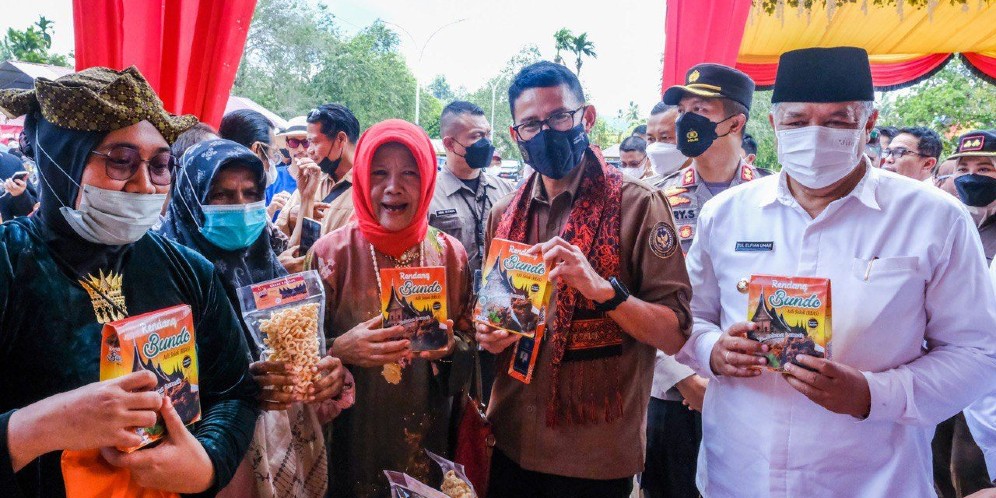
[737,53,954,91]
[73,0,256,128]
[662,0,752,90]
[963,52,996,85]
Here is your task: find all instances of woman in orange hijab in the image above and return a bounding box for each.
[307,119,473,497]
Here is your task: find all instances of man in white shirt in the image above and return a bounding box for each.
[676,47,996,497]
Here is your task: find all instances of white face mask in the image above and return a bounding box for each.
[61,184,167,245]
[35,137,167,246]
[776,125,865,189]
[265,158,279,187]
[646,142,687,177]
[620,166,645,179]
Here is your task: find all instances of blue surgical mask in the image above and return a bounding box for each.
[200,201,268,251]
[516,123,589,180]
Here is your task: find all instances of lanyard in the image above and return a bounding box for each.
[458,181,490,259]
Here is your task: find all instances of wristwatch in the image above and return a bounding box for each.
[594,277,630,312]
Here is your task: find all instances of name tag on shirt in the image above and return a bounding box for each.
[435,209,458,216]
[735,241,774,252]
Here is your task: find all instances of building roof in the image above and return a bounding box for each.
[0,60,74,90]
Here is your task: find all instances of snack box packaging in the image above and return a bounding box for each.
[100,304,200,452]
[474,238,552,339]
[380,266,450,352]
[746,275,832,372]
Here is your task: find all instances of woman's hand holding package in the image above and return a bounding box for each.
[6,371,162,471]
[331,315,410,367]
[251,360,300,411]
[101,397,215,493]
[307,355,347,404]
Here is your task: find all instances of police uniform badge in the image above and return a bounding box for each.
[679,225,694,240]
[961,135,985,152]
[741,166,755,182]
[649,222,678,259]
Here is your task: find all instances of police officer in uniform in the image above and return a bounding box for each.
[429,101,513,401]
[658,63,758,254]
[641,63,757,498]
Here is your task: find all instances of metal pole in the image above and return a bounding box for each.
[384,18,467,126]
[415,77,422,125]
[490,82,497,126]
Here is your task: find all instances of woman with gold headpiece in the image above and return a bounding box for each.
[303,119,473,497]
[0,67,258,496]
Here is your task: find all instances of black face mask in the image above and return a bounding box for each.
[955,174,996,207]
[455,137,495,169]
[318,147,342,177]
[517,123,589,180]
[676,112,735,158]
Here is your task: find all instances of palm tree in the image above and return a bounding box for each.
[570,32,596,76]
[553,28,574,66]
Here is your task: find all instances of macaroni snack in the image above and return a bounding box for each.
[238,271,327,395]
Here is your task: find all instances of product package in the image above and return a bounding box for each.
[746,274,832,371]
[384,471,450,498]
[99,304,200,452]
[474,239,551,339]
[379,266,450,353]
[426,450,477,498]
[238,271,327,395]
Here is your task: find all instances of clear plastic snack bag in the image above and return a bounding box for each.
[426,450,477,498]
[238,270,327,395]
[384,471,449,498]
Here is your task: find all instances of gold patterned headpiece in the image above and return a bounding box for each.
[0,66,197,144]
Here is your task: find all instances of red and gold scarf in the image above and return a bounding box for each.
[496,146,626,427]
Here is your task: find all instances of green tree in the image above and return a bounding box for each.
[569,32,596,76]
[428,74,455,102]
[618,101,642,135]
[745,90,777,171]
[553,28,573,66]
[589,117,625,149]
[464,45,543,160]
[0,16,71,66]
[877,60,996,154]
[232,0,338,117]
[234,1,439,135]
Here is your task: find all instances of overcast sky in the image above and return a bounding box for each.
[2,0,670,122]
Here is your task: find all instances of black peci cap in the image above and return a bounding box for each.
[663,63,755,110]
[950,130,996,159]
[772,47,874,104]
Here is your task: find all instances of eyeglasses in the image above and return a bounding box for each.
[90,145,176,186]
[934,174,953,186]
[253,141,282,163]
[882,147,928,159]
[286,137,310,149]
[512,105,586,141]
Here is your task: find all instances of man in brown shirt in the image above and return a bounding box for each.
[477,61,692,498]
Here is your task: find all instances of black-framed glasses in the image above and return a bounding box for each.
[286,137,310,149]
[90,145,175,186]
[512,105,586,141]
[883,147,928,159]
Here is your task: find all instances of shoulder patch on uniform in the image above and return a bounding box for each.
[649,222,678,259]
[741,166,755,182]
[667,195,691,207]
[663,187,688,197]
[681,169,696,187]
[679,224,694,239]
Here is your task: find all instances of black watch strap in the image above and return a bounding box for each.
[594,277,629,312]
